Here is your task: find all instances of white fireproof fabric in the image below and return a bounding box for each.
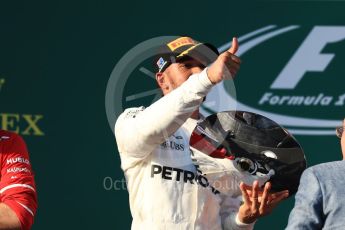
[115,69,268,230]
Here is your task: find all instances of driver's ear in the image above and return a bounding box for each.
[156,72,166,89]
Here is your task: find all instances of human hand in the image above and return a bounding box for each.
[207,37,241,84]
[237,181,289,224]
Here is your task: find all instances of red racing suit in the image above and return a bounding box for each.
[0,130,37,230]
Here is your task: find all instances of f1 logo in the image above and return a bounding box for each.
[271,26,345,89]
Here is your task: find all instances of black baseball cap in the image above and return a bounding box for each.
[155,36,219,73]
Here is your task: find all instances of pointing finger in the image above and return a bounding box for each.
[228,37,238,55]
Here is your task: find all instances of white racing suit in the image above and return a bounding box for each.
[115,69,270,230]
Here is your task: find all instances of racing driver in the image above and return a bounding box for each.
[115,36,288,229]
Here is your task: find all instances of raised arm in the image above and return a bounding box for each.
[115,69,213,158]
[115,38,241,159]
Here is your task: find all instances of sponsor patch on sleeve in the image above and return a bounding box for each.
[124,107,145,118]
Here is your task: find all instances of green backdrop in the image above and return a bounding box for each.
[1,0,344,229]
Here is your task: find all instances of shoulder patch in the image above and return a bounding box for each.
[0,135,10,141]
[124,106,145,118]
